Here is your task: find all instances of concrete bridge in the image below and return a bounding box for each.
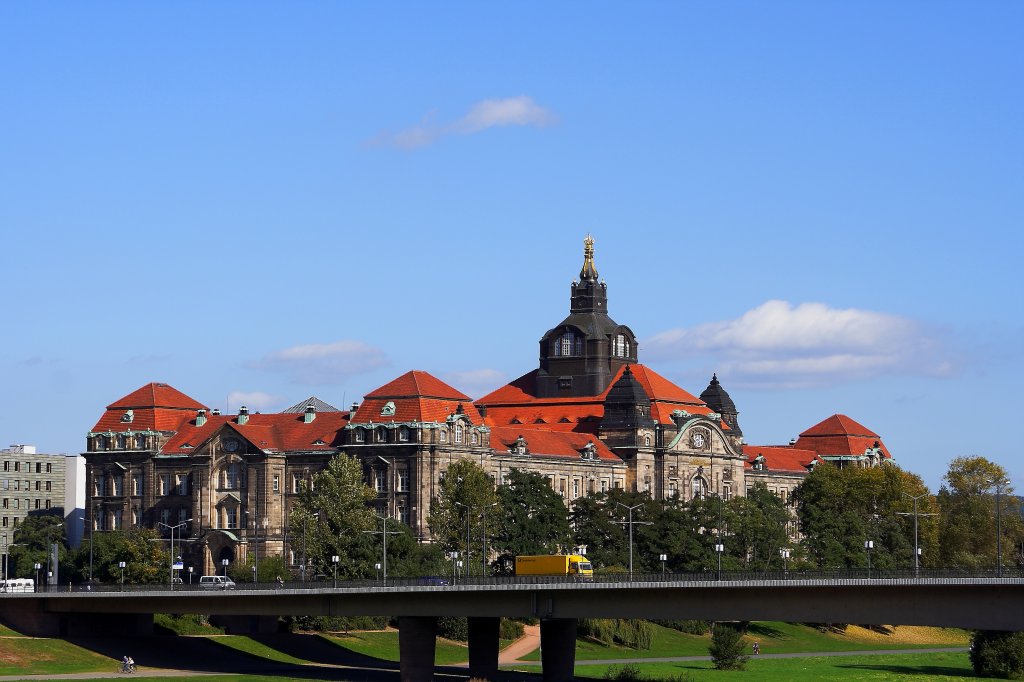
[2,574,1022,681]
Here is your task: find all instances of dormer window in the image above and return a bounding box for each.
[354,428,365,443]
[134,434,146,449]
[552,331,583,357]
[120,410,134,423]
[580,442,597,460]
[613,333,630,358]
[377,427,387,443]
[512,435,528,456]
[116,434,127,449]
[399,426,410,442]
[96,435,109,450]
[381,401,396,417]
[471,431,479,445]
[752,455,766,471]
[439,430,448,444]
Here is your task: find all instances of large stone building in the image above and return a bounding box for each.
[82,238,892,574]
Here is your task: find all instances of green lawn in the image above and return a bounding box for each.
[572,651,973,681]
[324,629,469,665]
[0,636,114,675]
[520,621,969,661]
[204,635,315,665]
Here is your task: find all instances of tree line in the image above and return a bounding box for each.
[6,453,1020,584]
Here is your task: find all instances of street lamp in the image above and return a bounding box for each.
[615,502,652,581]
[188,566,194,585]
[34,562,41,590]
[864,540,874,578]
[363,513,400,586]
[157,518,192,590]
[448,552,458,585]
[221,558,229,577]
[332,555,339,588]
[897,493,936,578]
[118,561,126,590]
[375,562,382,583]
[659,553,667,578]
[780,548,791,576]
[714,543,724,581]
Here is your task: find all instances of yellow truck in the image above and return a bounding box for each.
[515,554,594,580]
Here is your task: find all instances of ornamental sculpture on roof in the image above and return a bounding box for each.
[579,234,598,281]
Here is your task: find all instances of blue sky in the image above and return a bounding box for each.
[2,2,1021,492]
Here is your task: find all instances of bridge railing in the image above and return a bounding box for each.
[21,567,1024,593]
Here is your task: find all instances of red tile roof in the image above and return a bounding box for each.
[795,414,891,460]
[744,445,822,473]
[476,364,714,433]
[489,426,622,462]
[366,371,471,401]
[161,412,350,455]
[351,371,483,424]
[92,382,209,433]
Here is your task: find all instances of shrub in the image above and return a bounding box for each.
[652,619,710,635]
[614,619,654,650]
[604,663,643,681]
[579,618,616,645]
[708,622,748,670]
[500,618,525,640]
[437,616,469,642]
[971,630,1024,679]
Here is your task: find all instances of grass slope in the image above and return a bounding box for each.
[519,622,969,661]
[324,630,469,665]
[0,636,114,675]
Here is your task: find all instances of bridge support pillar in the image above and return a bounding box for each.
[540,617,577,682]
[468,616,500,681]
[398,615,437,682]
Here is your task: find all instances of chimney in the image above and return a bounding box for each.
[211,408,221,416]
[351,402,359,413]
[196,409,207,427]
[304,403,316,424]
[238,406,249,425]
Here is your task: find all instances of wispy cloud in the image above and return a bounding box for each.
[367,96,556,149]
[442,368,507,398]
[252,341,389,385]
[227,391,280,413]
[645,300,955,389]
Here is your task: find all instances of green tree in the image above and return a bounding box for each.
[708,622,748,670]
[727,483,790,569]
[493,468,571,573]
[8,513,67,582]
[971,630,1024,679]
[570,489,648,570]
[67,528,167,584]
[291,452,377,580]
[938,456,1022,569]
[427,459,498,575]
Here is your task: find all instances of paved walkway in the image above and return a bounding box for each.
[505,646,969,666]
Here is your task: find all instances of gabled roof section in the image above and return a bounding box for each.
[161,412,350,455]
[92,382,209,433]
[799,414,879,438]
[366,370,471,401]
[351,370,482,425]
[476,364,712,434]
[490,426,622,462]
[744,445,822,473]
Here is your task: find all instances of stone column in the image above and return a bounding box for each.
[468,616,500,681]
[540,617,577,682]
[398,616,437,682]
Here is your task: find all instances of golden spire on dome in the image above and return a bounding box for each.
[579,234,599,281]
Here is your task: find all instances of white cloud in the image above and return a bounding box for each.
[227,391,280,413]
[252,341,389,385]
[367,96,556,149]
[442,368,507,398]
[645,300,954,388]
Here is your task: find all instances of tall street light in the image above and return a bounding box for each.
[897,493,936,578]
[480,502,498,578]
[864,540,874,578]
[158,518,192,590]
[454,501,473,577]
[363,513,400,586]
[118,561,126,591]
[615,502,652,581]
[780,548,790,576]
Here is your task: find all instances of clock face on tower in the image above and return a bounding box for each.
[691,432,706,449]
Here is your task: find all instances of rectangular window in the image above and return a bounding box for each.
[132,507,140,526]
[13,462,18,472]
[160,508,170,525]
[132,473,143,496]
[2,462,7,472]
[34,499,40,509]
[159,475,170,496]
[45,481,51,492]
[12,481,17,491]
[112,475,123,496]
[45,463,52,474]
[398,505,409,525]
[273,475,280,493]
[1,499,6,509]
[95,475,105,497]
[1,518,6,527]
[226,507,237,529]
[572,479,579,499]
[397,470,409,492]
[178,507,188,525]
[375,470,387,493]
[225,465,239,489]
[35,463,41,473]
[112,509,122,529]
[13,499,18,509]
[1,480,5,491]
[45,499,50,509]
[292,473,301,494]
[614,480,623,489]
[176,474,188,495]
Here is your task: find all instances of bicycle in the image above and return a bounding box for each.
[119,662,136,674]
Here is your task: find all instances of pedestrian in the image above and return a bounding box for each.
[276,575,284,588]
[752,641,760,655]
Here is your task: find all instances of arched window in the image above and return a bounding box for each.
[134,434,146,449]
[96,435,109,450]
[116,434,127,449]
[471,431,479,445]
[354,428,365,443]
[552,331,582,357]
[377,427,387,443]
[439,430,448,444]
[613,334,631,358]
[399,426,410,442]
[691,475,709,501]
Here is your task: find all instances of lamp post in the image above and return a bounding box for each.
[659,553,667,578]
[615,502,652,581]
[363,513,400,586]
[375,562,382,583]
[118,561,126,591]
[457,560,463,581]
[158,518,192,590]
[780,548,790,577]
[714,543,724,581]
[34,562,41,589]
[897,492,936,578]
[480,502,498,578]
[301,511,319,583]
[221,558,229,577]
[331,555,339,588]
[454,501,473,577]
[448,552,458,585]
[188,566,193,585]
[864,540,874,578]
[88,513,94,584]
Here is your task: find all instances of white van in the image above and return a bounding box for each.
[199,575,236,590]
[0,579,34,593]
